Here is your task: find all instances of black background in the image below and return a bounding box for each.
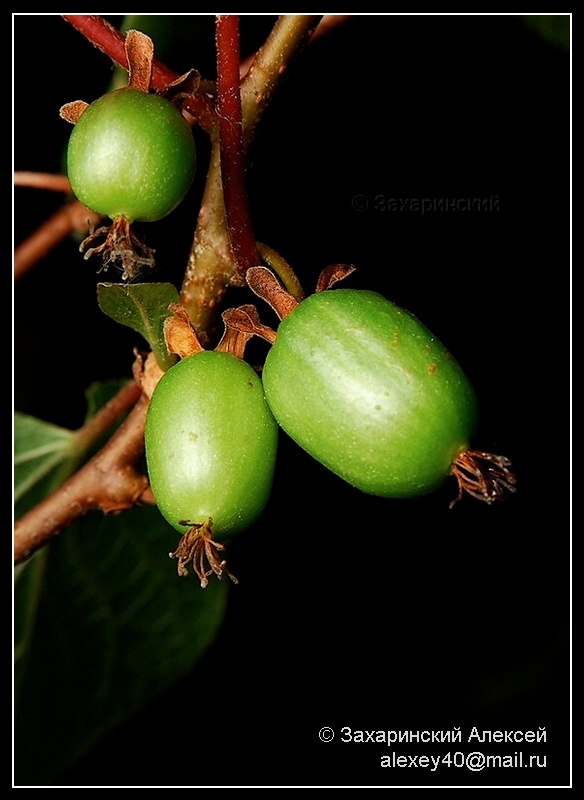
[13,14,571,787]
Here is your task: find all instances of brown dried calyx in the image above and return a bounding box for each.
[163,301,271,360]
[78,216,156,281]
[169,518,238,589]
[450,450,517,508]
[244,262,356,322]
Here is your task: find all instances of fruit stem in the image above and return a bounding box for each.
[257,242,305,301]
[450,450,517,508]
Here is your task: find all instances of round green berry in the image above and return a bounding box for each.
[67,87,196,222]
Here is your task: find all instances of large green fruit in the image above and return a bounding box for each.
[261,288,479,498]
[67,87,196,222]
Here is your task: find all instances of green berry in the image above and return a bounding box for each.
[144,350,278,586]
[67,87,196,222]
[261,288,479,498]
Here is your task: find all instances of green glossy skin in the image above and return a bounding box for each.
[262,289,479,498]
[145,351,278,539]
[67,88,196,222]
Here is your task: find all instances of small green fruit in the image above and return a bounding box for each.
[144,350,278,586]
[67,87,196,222]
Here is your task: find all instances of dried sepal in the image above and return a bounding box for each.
[125,29,154,93]
[163,303,204,359]
[246,266,299,320]
[218,304,276,357]
[59,100,89,124]
[160,68,203,112]
[316,263,356,292]
[132,349,164,399]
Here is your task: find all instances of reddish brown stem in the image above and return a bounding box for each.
[13,172,72,192]
[61,14,216,131]
[215,15,259,276]
[73,379,143,452]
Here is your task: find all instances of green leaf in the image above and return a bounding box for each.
[13,504,229,785]
[14,412,77,511]
[97,282,180,370]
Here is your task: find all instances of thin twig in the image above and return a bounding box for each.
[72,379,143,452]
[14,171,72,192]
[14,201,103,281]
[240,15,322,145]
[239,14,349,77]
